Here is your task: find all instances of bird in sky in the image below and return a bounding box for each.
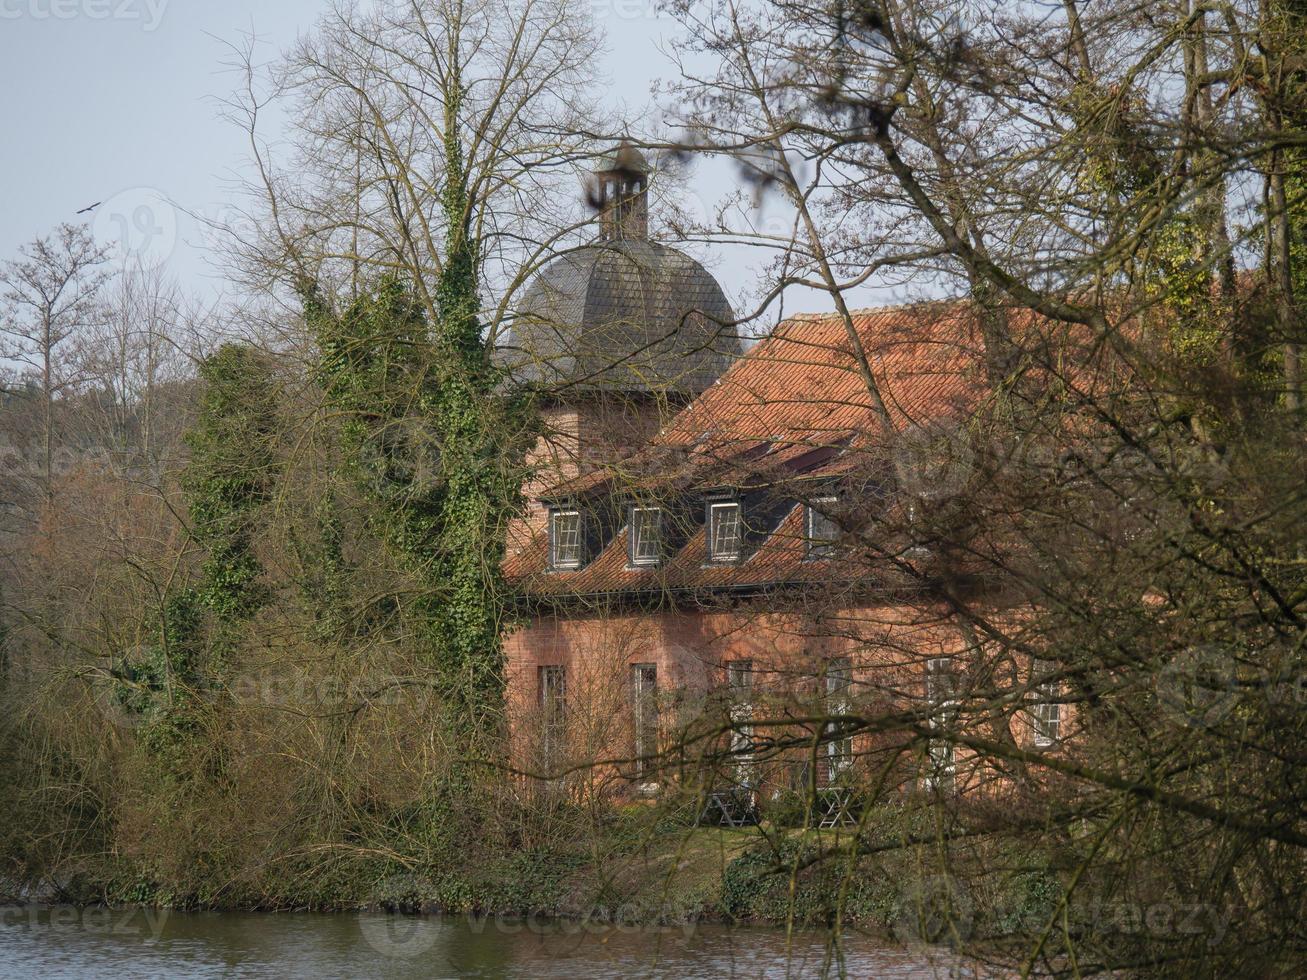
[75,202,101,215]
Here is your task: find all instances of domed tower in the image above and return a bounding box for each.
[500,143,741,503]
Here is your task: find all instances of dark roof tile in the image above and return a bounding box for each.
[497,240,740,394]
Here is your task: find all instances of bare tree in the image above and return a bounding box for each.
[218,0,604,336]
[0,223,111,500]
[73,259,191,474]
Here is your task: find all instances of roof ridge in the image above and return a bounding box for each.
[781,296,965,323]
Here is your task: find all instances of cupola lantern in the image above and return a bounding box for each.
[595,140,649,241]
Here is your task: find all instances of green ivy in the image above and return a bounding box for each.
[304,271,534,746]
[299,76,535,751]
[113,344,279,775]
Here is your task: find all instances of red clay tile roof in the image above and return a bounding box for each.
[505,300,999,599]
[658,301,984,448]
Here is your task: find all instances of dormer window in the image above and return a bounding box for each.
[708,501,743,562]
[630,506,662,566]
[549,508,582,570]
[806,497,839,559]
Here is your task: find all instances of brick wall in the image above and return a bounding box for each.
[503,600,1073,803]
[509,395,682,556]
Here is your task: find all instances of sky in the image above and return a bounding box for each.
[0,0,884,325]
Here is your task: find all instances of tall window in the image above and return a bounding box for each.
[1031,660,1062,747]
[824,658,854,779]
[549,509,582,569]
[709,501,743,562]
[630,507,662,566]
[539,665,566,765]
[728,659,754,692]
[727,660,755,783]
[924,657,957,790]
[806,497,839,559]
[631,663,659,784]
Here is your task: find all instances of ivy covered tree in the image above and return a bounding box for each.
[240,0,597,749]
[185,344,280,624]
[114,343,279,774]
[297,54,536,744]
[304,261,532,747]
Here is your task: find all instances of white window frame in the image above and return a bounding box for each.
[539,665,567,767]
[806,496,839,560]
[824,657,854,779]
[629,506,662,566]
[631,663,659,785]
[1031,661,1062,748]
[549,508,582,570]
[728,659,754,692]
[708,501,743,563]
[727,660,755,784]
[925,657,957,791]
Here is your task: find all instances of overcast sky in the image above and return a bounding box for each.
[1,0,886,324]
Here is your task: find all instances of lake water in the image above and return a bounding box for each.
[0,906,975,978]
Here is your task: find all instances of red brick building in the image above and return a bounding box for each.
[498,150,1066,807]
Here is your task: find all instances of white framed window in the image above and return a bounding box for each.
[630,507,662,566]
[728,659,754,693]
[631,663,659,783]
[806,497,839,559]
[708,501,743,562]
[924,657,957,791]
[925,657,959,702]
[539,665,567,766]
[727,660,755,783]
[1031,660,1062,747]
[824,658,854,778]
[549,509,582,569]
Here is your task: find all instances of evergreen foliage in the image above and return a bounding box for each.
[112,343,279,775]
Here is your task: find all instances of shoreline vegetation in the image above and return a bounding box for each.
[0,792,1073,958]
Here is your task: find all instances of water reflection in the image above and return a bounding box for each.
[1,905,971,978]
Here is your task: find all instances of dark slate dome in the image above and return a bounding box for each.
[498,143,740,395]
[501,240,738,393]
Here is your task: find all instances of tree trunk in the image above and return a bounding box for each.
[42,311,53,501]
[1269,157,1301,410]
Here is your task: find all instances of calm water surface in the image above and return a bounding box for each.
[0,906,975,978]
